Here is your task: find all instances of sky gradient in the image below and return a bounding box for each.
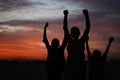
[0,0,120,60]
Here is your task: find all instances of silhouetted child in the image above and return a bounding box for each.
[43,10,69,80]
[64,9,90,80]
[86,37,114,80]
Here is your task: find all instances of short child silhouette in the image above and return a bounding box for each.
[43,10,69,80]
[86,37,114,80]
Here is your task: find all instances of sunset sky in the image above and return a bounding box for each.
[0,0,120,60]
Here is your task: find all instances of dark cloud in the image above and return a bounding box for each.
[85,0,120,11]
[55,0,120,19]
[0,20,43,26]
[0,15,83,27]
[83,0,120,20]
[0,0,46,11]
[0,0,29,11]
[55,0,120,10]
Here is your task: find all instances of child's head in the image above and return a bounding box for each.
[51,38,60,48]
[71,26,80,39]
[92,50,102,60]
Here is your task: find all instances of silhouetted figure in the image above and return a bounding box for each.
[86,37,114,80]
[64,9,90,80]
[43,10,69,80]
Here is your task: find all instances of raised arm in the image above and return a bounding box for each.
[86,36,92,58]
[103,37,114,58]
[60,10,70,49]
[82,9,91,40]
[43,22,50,49]
[63,9,69,36]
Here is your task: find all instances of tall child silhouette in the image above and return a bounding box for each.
[64,9,90,80]
[86,37,114,80]
[43,10,69,80]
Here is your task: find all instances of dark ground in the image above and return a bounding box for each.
[0,60,120,80]
[0,60,47,80]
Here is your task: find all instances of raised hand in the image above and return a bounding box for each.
[63,9,69,30]
[83,9,88,15]
[63,9,69,15]
[103,37,114,56]
[109,37,114,43]
[45,22,49,28]
[82,9,90,39]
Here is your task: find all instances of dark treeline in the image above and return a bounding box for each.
[0,60,120,80]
